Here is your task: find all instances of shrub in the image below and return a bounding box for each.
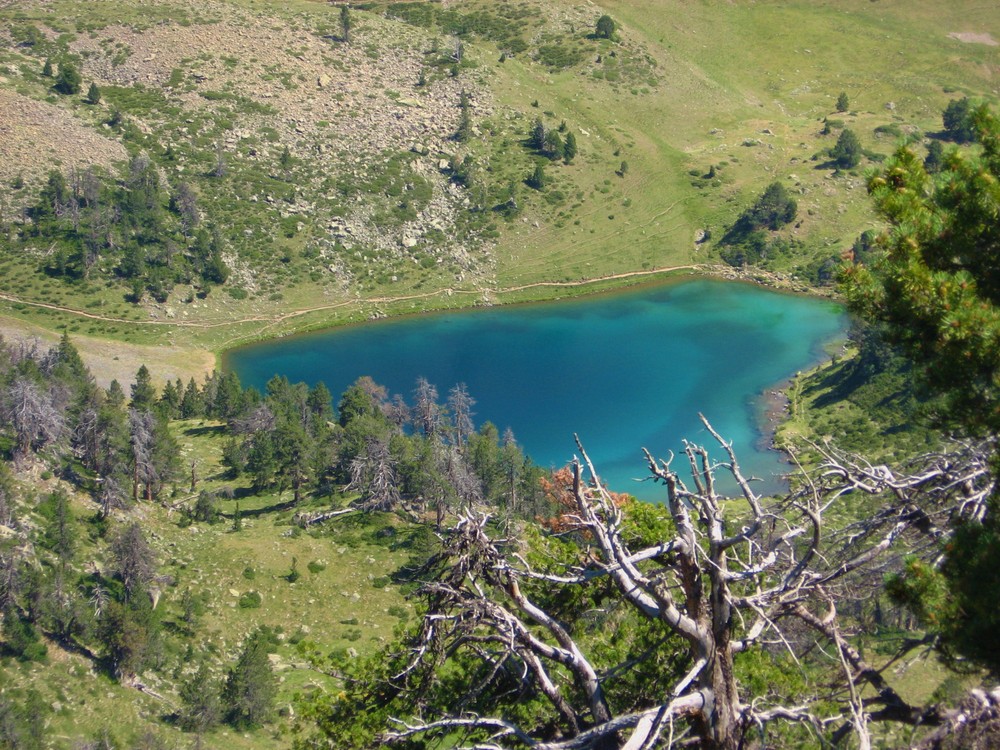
[238,591,262,609]
[193,491,219,523]
[874,123,903,138]
[595,14,616,39]
[387,605,409,621]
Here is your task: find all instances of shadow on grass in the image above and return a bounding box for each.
[182,424,227,438]
[222,495,298,518]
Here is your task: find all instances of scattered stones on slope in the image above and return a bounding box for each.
[0,88,128,197]
[64,4,499,285]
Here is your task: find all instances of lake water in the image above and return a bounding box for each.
[223,279,846,500]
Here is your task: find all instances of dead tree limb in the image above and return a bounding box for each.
[352,419,996,750]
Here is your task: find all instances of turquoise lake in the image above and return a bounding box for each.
[223,279,847,500]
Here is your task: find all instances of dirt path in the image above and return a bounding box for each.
[0,264,703,332]
[0,265,698,384]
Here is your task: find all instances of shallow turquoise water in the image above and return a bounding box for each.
[224,279,846,500]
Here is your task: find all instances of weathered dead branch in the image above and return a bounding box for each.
[373,418,995,749]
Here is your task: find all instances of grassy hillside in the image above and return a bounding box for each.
[0,0,995,370]
[2,4,998,747]
[1,415,423,749]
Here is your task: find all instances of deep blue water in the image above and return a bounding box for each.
[223,279,846,500]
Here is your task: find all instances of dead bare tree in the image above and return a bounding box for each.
[97,475,128,519]
[1,376,66,464]
[448,383,476,448]
[230,403,277,435]
[368,417,994,750]
[348,434,401,511]
[413,377,443,438]
[129,408,156,503]
[110,521,157,599]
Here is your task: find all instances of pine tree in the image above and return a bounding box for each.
[224,629,277,728]
[179,661,222,733]
[455,90,473,142]
[1,602,47,662]
[527,163,546,190]
[830,128,862,168]
[843,106,1000,671]
[55,331,89,384]
[543,130,565,161]
[595,14,616,40]
[158,380,180,419]
[563,131,577,164]
[86,81,102,105]
[924,139,945,173]
[836,91,849,112]
[942,97,976,143]
[279,145,293,173]
[180,378,204,418]
[340,5,352,44]
[97,587,159,678]
[107,379,126,409]
[54,61,82,95]
[42,490,76,567]
[130,365,157,411]
[111,522,157,598]
[531,117,546,151]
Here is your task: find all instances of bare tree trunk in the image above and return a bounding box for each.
[367,421,996,750]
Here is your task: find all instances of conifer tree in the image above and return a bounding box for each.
[531,117,546,151]
[527,163,546,190]
[54,61,81,95]
[130,365,157,411]
[455,90,472,142]
[179,660,222,733]
[543,130,564,161]
[224,628,277,728]
[595,14,616,40]
[843,105,1000,671]
[830,128,863,168]
[563,131,577,164]
[340,5,352,44]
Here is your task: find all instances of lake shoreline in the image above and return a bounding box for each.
[226,278,847,500]
[219,268,844,499]
[218,264,837,364]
